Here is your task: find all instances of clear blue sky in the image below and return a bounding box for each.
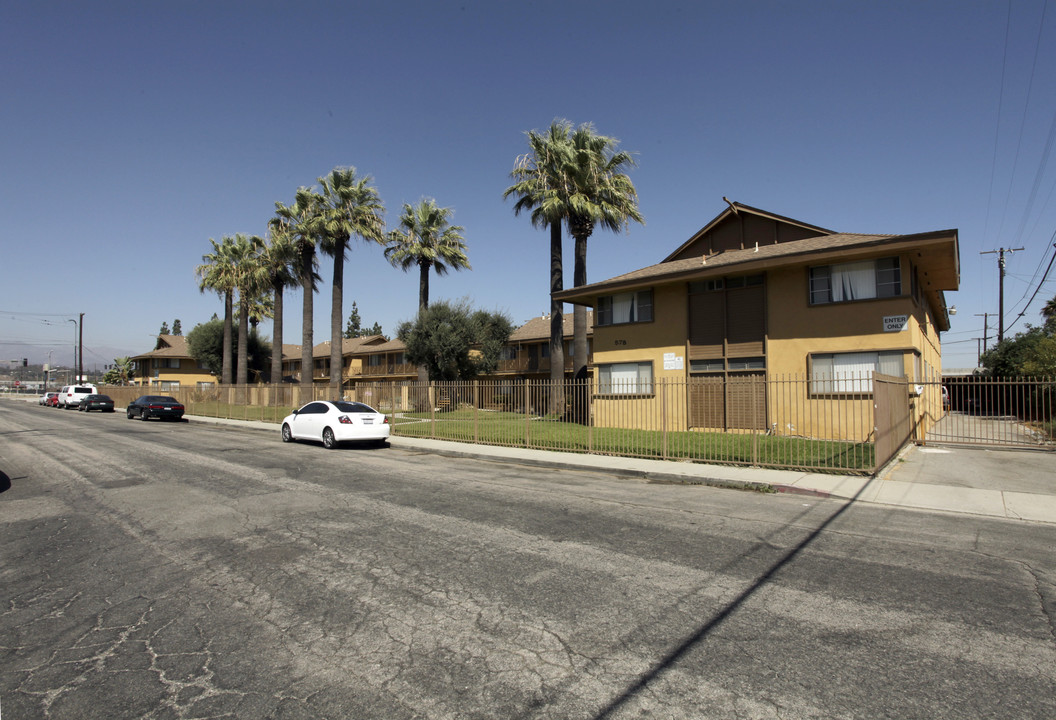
[3,0,1055,372]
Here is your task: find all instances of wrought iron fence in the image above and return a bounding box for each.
[923,376,1055,448]
[92,372,1015,474]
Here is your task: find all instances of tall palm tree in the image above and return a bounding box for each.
[274,187,322,397]
[195,236,238,384]
[259,228,299,385]
[229,234,266,386]
[385,198,471,314]
[564,123,644,379]
[385,198,471,388]
[317,167,386,397]
[504,119,576,415]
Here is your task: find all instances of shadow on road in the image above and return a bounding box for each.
[0,470,12,494]
[593,482,869,719]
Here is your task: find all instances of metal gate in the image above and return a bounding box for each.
[925,376,1055,449]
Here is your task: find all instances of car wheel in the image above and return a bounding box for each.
[322,427,337,449]
[140,409,149,421]
[127,408,134,419]
[281,423,293,443]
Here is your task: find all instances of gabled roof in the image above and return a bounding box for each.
[131,334,190,360]
[358,338,407,353]
[310,335,388,357]
[509,312,593,342]
[662,200,835,263]
[556,229,960,301]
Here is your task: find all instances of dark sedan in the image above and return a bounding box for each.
[126,395,186,421]
[79,394,115,413]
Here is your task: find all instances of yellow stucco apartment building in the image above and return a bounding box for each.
[554,200,960,441]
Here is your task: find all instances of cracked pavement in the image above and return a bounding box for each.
[2,399,1055,719]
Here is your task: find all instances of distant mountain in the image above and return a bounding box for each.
[0,341,141,369]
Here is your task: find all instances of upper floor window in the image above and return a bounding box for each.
[597,290,653,326]
[809,257,901,305]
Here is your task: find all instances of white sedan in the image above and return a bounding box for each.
[281,400,390,449]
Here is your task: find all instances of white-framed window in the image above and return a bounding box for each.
[809,257,901,305]
[160,380,180,391]
[597,290,653,326]
[811,351,904,393]
[597,361,653,395]
[196,381,215,389]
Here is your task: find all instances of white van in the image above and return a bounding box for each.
[61,384,98,409]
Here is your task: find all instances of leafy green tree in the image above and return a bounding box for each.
[344,301,363,338]
[980,297,1056,377]
[981,326,1056,377]
[317,167,386,395]
[343,302,385,339]
[186,318,271,381]
[397,299,512,381]
[504,120,575,414]
[273,188,322,394]
[195,236,239,384]
[172,319,182,336]
[159,321,170,335]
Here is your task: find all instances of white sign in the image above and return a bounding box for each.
[883,315,908,332]
[663,352,684,370]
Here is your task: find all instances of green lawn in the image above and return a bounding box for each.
[391,409,874,473]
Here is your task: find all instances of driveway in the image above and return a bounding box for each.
[885,443,1055,495]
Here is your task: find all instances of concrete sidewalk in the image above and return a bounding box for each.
[190,414,1056,525]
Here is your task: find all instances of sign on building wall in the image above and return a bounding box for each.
[663,352,684,370]
[883,315,909,332]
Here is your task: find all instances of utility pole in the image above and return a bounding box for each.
[974,312,991,359]
[78,312,84,382]
[980,248,1023,343]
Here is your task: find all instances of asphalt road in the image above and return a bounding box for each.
[2,400,1055,719]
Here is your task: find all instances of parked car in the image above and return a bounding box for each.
[281,400,390,449]
[126,395,185,421]
[39,392,58,406]
[60,384,98,409]
[941,385,950,411]
[47,393,61,407]
[79,394,115,413]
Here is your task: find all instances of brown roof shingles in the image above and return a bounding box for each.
[555,231,957,300]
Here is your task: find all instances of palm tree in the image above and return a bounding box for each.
[385,198,471,389]
[385,199,471,313]
[259,228,299,386]
[564,123,644,379]
[229,234,266,387]
[316,167,386,397]
[1042,295,1056,330]
[504,119,576,415]
[273,187,323,397]
[195,236,238,384]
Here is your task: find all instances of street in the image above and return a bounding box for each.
[2,399,1055,719]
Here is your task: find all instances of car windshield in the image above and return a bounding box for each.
[332,401,376,413]
[146,396,178,403]
[94,395,112,401]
